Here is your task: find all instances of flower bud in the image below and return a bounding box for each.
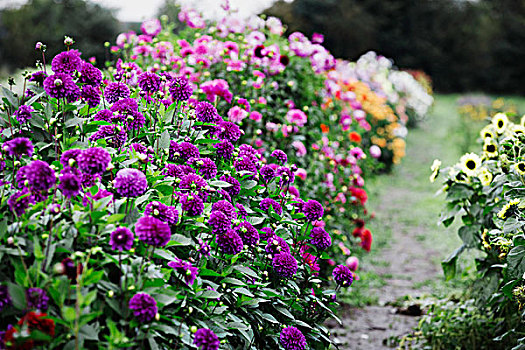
[7,237,15,245]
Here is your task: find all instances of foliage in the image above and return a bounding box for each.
[434,110,525,349]
[0,0,121,69]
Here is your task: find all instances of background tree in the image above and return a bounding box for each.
[0,0,121,70]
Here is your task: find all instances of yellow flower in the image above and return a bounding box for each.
[492,113,509,134]
[430,159,441,183]
[459,153,482,177]
[477,167,493,186]
[513,125,525,136]
[497,198,520,219]
[483,139,498,158]
[480,125,496,139]
[515,162,525,176]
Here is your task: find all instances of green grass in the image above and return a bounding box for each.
[340,94,525,307]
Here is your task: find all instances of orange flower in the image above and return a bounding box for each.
[320,123,329,133]
[349,132,361,143]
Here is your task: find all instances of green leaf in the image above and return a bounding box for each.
[508,245,525,278]
[107,214,126,224]
[234,287,254,297]
[458,225,480,248]
[200,290,222,299]
[171,234,191,246]
[209,180,233,188]
[441,245,465,281]
[7,282,27,310]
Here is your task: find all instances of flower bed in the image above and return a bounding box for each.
[0,6,431,349]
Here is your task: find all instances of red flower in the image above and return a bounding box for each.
[350,187,368,205]
[3,312,55,349]
[360,229,373,252]
[349,132,361,143]
[352,227,364,238]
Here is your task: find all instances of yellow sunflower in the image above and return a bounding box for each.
[497,198,520,219]
[477,167,493,186]
[480,125,496,139]
[515,162,525,176]
[492,113,509,134]
[483,139,498,158]
[459,153,482,177]
[514,124,525,136]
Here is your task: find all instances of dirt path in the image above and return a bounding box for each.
[328,96,465,349]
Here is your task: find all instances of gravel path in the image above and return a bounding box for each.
[327,98,463,349]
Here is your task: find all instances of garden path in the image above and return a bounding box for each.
[327,95,465,349]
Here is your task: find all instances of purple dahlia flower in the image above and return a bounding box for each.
[194,328,220,350]
[58,173,81,198]
[211,200,236,220]
[78,147,111,175]
[265,235,291,255]
[14,105,34,124]
[219,175,240,197]
[235,221,259,246]
[110,227,134,251]
[27,160,56,191]
[181,194,204,217]
[216,229,243,255]
[168,258,198,286]
[272,252,297,279]
[135,216,171,247]
[51,49,82,74]
[3,137,33,158]
[169,76,193,101]
[104,82,131,104]
[302,199,324,221]
[195,101,219,123]
[280,326,307,350]
[26,287,49,311]
[79,61,102,86]
[260,198,282,215]
[271,149,288,165]
[215,140,234,160]
[129,293,157,323]
[137,71,161,93]
[309,227,331,251]
[332,265,353,287]
[114,168,147,197]
[144,201,178,225]
[7,188,35,216]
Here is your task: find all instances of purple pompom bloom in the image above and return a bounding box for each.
[58,173,81,198]
[3,137,34,158]
[110,227,134,251]
[272,252,297,279]
[215,140,234,160]
[135,216,171,247]
[51,49,82,74]
[259,165,275,182]
[280,326,307,350]
[181,194,204,216]
[179,173,207,191]
[190,157,217,180]
[169,76,193,101]
[333,265,354,287]
[26,287,49,311]
[216,229,243,255]
[216,121,241,142]
[168,258,199,286]
[79,61,102,86]
[43,72,80,102]
[138,71,161,93]
[27,160,55,191]
[29,70,47,85]
[239,144,258,157]
[208,211,231,233]
[129,293,157,323]
[234,156,257,174]
[7,188,34,216]
[81,85,101,108]
[194,328,220,350]
[271,149,287,165]
[260,227,275,241]
[260,198,282,215]
[104,82,131,104]
[236,221,259,246]
[310,227,331,251]
[219,175,240,197]
[195,101,219,123]
[114,168,148,197]
[236,203,248,219]
[302,199,324,221]
[14,105,34,124]
[276,166,295,186]
[144,201,178,225]
[0,285,12,312]
[211,200,236,220]
[111,98,145,130]
[163,164,196,178]
[265,235,291,255]
[169,141,200,162]
[94,109,119,123]
[60,149,82,167]
[89,124,127,148]
[78,147,111,175]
